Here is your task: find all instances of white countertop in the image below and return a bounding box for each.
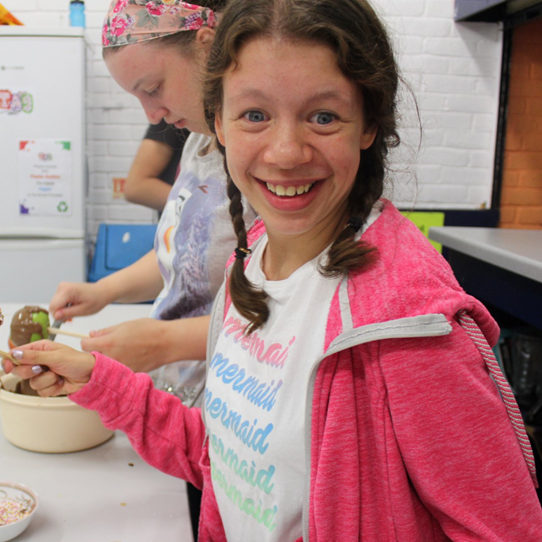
[0,303,194,542]
[429,227,542,284]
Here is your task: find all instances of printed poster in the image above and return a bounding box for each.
[18,139,72,216]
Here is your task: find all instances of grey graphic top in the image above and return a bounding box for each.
[152,132,256,322]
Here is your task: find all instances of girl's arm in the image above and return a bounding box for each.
[80,315,210,373]
[6,345,205,488]
[49,250,164,321]
[124,138,175,212]
[72,354,206,487]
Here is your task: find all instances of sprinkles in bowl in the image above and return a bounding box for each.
[0,482,38,542]
[0,499,31,526]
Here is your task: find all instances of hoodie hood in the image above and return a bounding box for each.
[322,200,500,351]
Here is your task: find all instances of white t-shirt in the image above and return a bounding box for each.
[205,237,341,540]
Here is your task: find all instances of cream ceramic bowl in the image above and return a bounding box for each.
[0,373,113,453]
[0,481,38,542]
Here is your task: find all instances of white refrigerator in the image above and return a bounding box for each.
[0,27,86,303]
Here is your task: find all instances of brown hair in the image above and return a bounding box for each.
[204,0,401,333]
[102,0,227,59]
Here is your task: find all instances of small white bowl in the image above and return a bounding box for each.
[0,482,38,542]
[0,373,113,453]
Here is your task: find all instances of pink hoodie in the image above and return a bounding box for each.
[71,200,542,541]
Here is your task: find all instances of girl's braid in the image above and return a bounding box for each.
[226,172,269,333]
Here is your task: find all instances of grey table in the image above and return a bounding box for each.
[429,227,542,329]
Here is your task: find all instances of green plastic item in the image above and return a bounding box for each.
[400,211,445,253]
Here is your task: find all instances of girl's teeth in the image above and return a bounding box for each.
[266,182,313,196]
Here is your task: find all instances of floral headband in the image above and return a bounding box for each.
[102,0,218,48]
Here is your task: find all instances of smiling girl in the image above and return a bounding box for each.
[6,0,542,540]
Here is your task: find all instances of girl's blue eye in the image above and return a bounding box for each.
[244,110,266,123]
[312,112,336,125]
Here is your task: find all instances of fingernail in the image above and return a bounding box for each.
[11,350,23,360]
[31,365,43,375]
[57,378,64,387]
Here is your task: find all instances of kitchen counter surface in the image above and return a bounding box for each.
[428,227,542,330]
[0,302,194,542]
[429,227,542,284]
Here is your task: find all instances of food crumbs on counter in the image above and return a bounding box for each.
[128,463,134,467]
[0,499,30,525]
[120,502,127,507]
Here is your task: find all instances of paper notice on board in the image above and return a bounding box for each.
[18,139,72,216]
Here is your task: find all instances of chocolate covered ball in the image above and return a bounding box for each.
[9,306,50,348]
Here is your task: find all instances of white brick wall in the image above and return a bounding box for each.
[377,0,503,209]
[8,0,503,246]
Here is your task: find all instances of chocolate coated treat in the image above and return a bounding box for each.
[0,308,3,328]
[10,306,50,347]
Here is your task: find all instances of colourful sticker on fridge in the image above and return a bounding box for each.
[0,90,33,114]
[18,139,72,216]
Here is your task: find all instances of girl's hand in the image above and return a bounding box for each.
[80,316,209,373]
[49,281,110,321]
[81,318,165,373]
[3,340,96,397]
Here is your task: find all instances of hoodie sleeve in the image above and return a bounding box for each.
[380,318,542,541]
[70,353,206,489]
